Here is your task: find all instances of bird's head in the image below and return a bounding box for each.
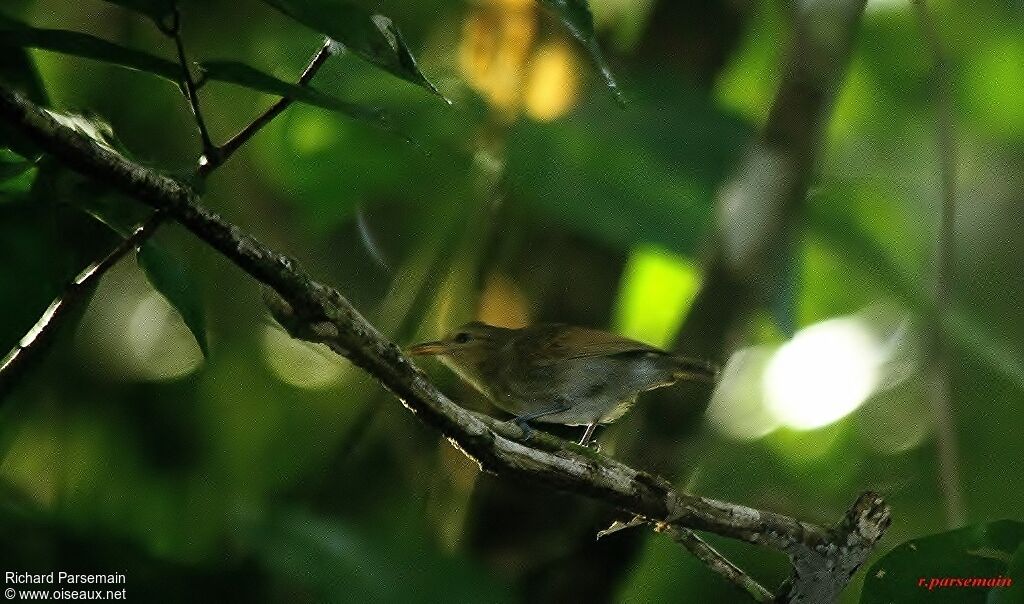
[406,321,508,364]
[407,322,512,393]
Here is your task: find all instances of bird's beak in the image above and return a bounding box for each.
[406,340,448,356]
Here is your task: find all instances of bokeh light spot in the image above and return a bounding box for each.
[612,245,700,348]
[288,110,335,155]
[261,326,345,390]
[764,317,889,430]
[126,292,204,381]
[477,272,531,328]
[707,346,782,440]
[524,43,579,121]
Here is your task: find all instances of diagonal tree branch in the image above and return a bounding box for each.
[0,210,166,400]
[0,85,891,602]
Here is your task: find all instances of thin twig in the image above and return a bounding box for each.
[199,39,335,176]
[0,211,167,400]
[600,515,774,602]
[168,7,218,167]
[911,0,965,529]
[658,524,775,602]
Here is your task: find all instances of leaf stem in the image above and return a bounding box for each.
[168,7,219,167]
[198,38,335,176]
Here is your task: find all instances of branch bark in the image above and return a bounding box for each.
[0,84,891,602]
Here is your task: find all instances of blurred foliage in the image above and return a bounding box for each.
[0,0,1022,602]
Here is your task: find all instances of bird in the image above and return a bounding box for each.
[407,321,718,447]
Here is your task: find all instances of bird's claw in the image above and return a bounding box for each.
[509,418,534,441]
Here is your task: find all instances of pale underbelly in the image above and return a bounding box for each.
[490,392,637,425]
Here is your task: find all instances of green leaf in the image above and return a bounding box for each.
[0,150,33,182]
[861,520,1024,604]
[99,0,175,22]
[13,107,152,234]
[259,0,445,99]
[137,242,209,357]
[0,17,409,139]
[538,0,623,104]
[198,61,404,137]
[0,18,181,81]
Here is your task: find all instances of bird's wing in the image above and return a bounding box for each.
[516,324,664,367]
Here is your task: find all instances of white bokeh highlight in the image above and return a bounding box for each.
[763,316,891,430]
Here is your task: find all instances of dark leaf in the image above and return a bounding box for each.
[0,33,47,104]
[0,18,408,140]
[137,242,209,357]
[537,0,623,103]
[0,17,181,82]
[16,107,152,234]
[861,520,1024,604]
[259,0,445,99]
[199,61,403,136]
[0,162,119,361]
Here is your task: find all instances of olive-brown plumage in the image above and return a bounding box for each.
[408,321,717,446]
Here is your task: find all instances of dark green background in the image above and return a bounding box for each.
[1,0,1022,601]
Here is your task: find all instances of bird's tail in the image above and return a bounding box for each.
[670,356,720,383]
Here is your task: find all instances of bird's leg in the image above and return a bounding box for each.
[512,417,534,441]
[578,422,598,447]
[507,402,570,441]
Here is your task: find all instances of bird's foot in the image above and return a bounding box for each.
[508,418,534,441]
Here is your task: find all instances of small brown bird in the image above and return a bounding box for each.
[408,321,718,446]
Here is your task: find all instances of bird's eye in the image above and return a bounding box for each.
[453,332,471,344]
